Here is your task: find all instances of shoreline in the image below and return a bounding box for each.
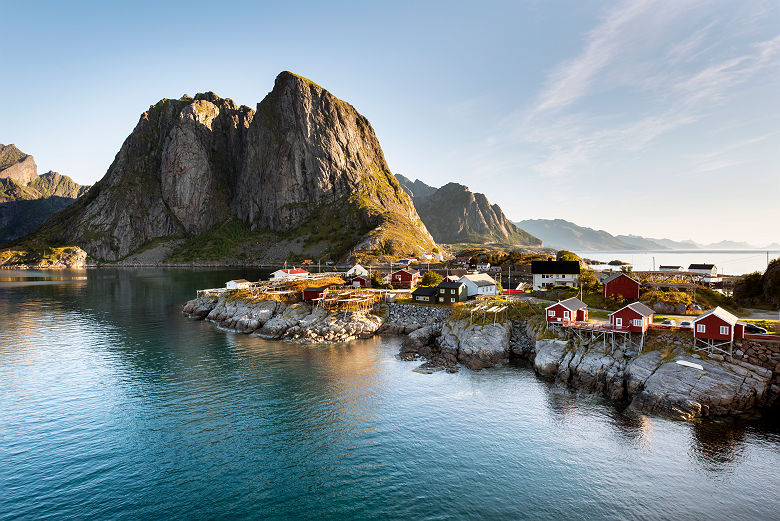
[183,290,780,421]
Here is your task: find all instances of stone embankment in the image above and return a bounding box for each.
[183,294,381,343]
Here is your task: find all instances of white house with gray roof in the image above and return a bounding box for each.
[458,273,498,297]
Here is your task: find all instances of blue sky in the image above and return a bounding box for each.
[2,0,778,245]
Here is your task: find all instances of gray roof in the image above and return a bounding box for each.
[603,272,638,284]
[689,263,715,270]
[694,306,739,325]
[437,281,465,289]
[229,279,250,283]
[460,273,497,286]
[611,302,655,317]
[550,297,587,311]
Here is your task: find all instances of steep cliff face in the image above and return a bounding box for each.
[398,178,540,246]
[17,72,435,262]
[0,144,38,186]
[0,144,89,243]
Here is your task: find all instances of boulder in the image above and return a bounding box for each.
[533,340,568,376]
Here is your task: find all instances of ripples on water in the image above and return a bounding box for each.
[0,269,778,520]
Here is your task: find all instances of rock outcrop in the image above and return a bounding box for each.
[17,72,436,263]
[519,321,775,420]
[0,144,89,244]
[183,291,383,343]
[398,316,512,371]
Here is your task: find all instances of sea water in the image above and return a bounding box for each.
[0,269,778,520]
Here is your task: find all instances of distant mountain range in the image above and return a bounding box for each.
[515,219,779,251]
[395,175,541,246]
[0,144,89,243]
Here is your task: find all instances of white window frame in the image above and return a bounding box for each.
[633,319,642,327]
[697,324,706,333]
[615,317,622,327]
[548,310,555,317]
[563,310,570,320]
[450,298,455,303]
[720,325,729,335]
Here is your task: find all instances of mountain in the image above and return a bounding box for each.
[515,219,642,251]
[514,218,777,251]
[395,174,437,199]
[0,144,89,243]
[8,72,436,263]
[395,176,540,246]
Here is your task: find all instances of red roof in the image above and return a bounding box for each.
[280,268,308,274]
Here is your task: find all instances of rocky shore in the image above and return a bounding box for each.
[183,294,381,343]
[184,292,779,420]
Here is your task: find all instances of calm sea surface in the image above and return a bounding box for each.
[1,269,778,520]
[575,250,779,275]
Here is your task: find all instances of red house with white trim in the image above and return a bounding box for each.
[545,297,588,323]
[609,302,654,333]
[603,272,640,300]
[390,268,419,289]
[693,307,745,342]
[352,275,371,287]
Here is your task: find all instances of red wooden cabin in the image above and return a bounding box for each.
[390,269,419,289]
[545,297,588,323]
[352,275,371,287]
[609,302,654,333]
[603,272,640,300]
[693,307,744,342]
[302,286,328,301]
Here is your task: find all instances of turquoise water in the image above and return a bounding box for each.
[1,269,778,520]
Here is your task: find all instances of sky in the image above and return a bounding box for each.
[2,0,778,245]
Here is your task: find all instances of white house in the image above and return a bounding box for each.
[420,253,434,261]
[270,268,309,281]
[530,260,581,291]
[226,279,252,290]
[659,265,683,272]
[346,264,369,277]
[688,264,722,283]
[434,253,444,262]
[458,273,498,297]
[476,262,491,271]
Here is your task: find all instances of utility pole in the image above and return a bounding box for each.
[652,256,655,271]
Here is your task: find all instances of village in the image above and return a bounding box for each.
[200,252,778,358]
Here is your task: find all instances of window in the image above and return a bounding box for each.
[563,311,570,319]
[615,318,622,327]
[634,319,642,327]
[450,289,455,294]
[697,324,706,333]
[440,289,444,293]
[720,326,729,335]
[548,310,555,316]
[450,298,455,303]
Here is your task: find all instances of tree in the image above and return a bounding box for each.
[420,271,444,287]
[620,265,634,275]
[579,269,600,293]
[371,271,385,289]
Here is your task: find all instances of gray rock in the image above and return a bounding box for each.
[533,340,568,376]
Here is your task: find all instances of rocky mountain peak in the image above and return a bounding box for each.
[0,144,38,186]
[16,72,436,262]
